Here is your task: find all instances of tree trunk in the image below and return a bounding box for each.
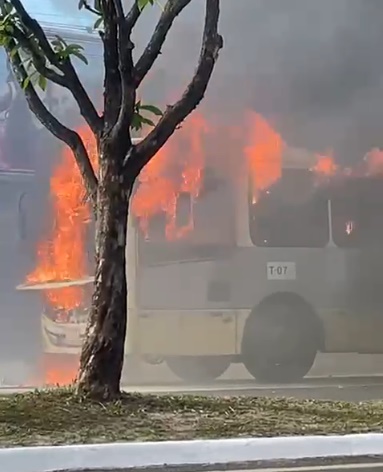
[77,154,130,400]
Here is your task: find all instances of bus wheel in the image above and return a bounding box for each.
[165,356,230,383]
[242,295,320,383]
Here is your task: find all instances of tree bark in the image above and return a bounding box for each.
[77,151,129,400]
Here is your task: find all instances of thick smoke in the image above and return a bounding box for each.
[191,0,383,167]
[132,0,383,166]
[221,0,383,166]
[26,0,383,167]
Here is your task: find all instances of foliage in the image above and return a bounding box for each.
[0,0,163,132]
[131,100,163,130]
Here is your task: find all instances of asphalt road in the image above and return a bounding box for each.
[56,459,383,471]
[124,375,383,401]
[4,353,383,402]
[156,379,383,402]
[5,376,383,402]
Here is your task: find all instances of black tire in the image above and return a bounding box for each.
[166,356,230,383]
[242,294,320,383]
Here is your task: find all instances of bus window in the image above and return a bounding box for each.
[331,176,383,248]
[137,168,236,265]
[249,168,329,248]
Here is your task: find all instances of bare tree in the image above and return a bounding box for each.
[0,0,222,399]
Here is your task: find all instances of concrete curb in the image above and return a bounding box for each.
[3,434,383,472]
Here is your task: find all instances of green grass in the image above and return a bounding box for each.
[1,389,383,446]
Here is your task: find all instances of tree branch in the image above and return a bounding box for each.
[10,0,61,68]
[110,0,136,147]
[5,39,98,205]
[125,0,141,32]
[134,0,192,87]
[79,0,103,16]
[10,0,102,136]
[112,0,124,19]
[12,27,67,87]
[101,0,121,131]
[127,0,222,176]
[64,60,103,136]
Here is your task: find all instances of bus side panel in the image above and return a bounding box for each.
[138,248,333,311]
[136,259,237,356]
[134,310,237,356]
[136,244,383,357]
[136,248,333,357]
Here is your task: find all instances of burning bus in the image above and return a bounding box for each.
[125,124,383,384]
[16,102,383,386]
[9,22,383,385]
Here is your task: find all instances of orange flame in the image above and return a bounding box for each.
[27,126,97,311]
[245,112,283,201]
[41,354,78,387]
[312,152,337,176]
[131,113,208,240]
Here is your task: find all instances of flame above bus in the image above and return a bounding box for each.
[245,112,283,203]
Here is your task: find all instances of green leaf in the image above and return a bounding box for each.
[52,35,67,51]
[140,116,155,127]
[65,43,84,53]
[139,104,163,116]
[93,16,103,30]
[131,113,143,131]
[71,49,88,64]
[57,35,68,47]
[22,75,30,90]
[137,0,155,11]
[0,35,10,47]
[38,74,47,91]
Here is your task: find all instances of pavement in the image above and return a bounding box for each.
[121,354,383,402]
[4,353,383,401]
[4,375,383,402]
[124,376,383,402]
